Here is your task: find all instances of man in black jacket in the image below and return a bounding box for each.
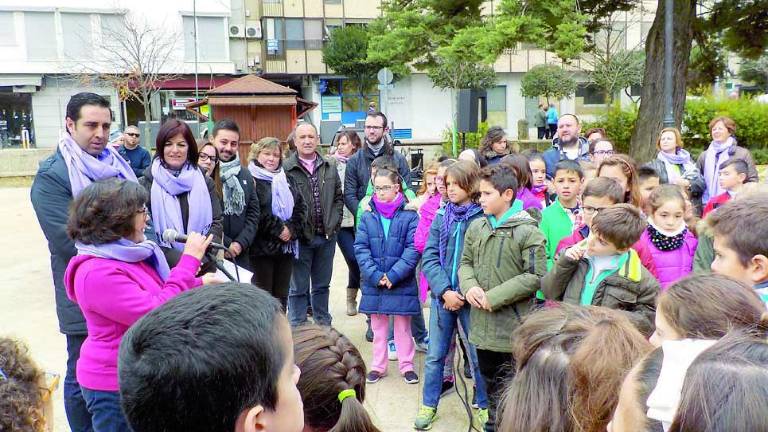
[284,123,343,326]
[343,111,411,215]
[211,119,260,272]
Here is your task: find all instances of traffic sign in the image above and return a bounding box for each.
[377,68,394,85]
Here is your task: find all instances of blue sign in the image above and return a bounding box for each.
[391,129,413,140]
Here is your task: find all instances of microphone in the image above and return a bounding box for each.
[162,229,228,251]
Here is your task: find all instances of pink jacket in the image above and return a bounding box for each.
[64,254,202,391]
[517,187,544,210]
[414,193,442,302]
[638,228,698,290]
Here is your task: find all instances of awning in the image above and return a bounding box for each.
[0,75,42,87]
[207,95,297,106]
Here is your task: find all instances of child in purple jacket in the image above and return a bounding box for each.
[638,184,698,289]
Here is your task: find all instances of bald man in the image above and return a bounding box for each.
[118,125,152,178]
[541,113,591,178]
[283,123,343,327]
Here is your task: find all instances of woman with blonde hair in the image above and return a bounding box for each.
[645,127,704,214]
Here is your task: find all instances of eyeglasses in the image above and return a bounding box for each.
[199,153,218,163]
[374,185,396,193]
[136,206,148,215]
[592,150,614,156]
[582,206,607,215]
[126,133,140,138]
[365,126,384,131]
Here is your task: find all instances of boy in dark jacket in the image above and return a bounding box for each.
[542,204,659,335]
[459,164,547,432]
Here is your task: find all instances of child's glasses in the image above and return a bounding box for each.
[374,185,395,193]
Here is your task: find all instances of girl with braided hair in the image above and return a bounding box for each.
[292,325,380,432]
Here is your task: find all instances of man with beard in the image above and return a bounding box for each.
[343,112,411,216]
[542,114,591,178]
[211,119,260,271]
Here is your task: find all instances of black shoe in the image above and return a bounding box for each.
[463,362,472,379]
[404,371,420,384]
[367,371,383,384]
[307,306,313,317]
[440,380,455,398]
[365,325,374,342]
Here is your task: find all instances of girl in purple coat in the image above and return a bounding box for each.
[638,184,698,289]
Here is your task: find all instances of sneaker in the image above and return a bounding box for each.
[474,408,489,428]
[413,405,437,430]
[471,387,479,409]
[388,340,398,361]
[440,379,455,398]
[415,339,429,353]
[366,370,383,384]
[404,370,419,384]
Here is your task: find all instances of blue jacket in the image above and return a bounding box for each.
[422,207,484,300]
[542,136,591,179]
[354,201,420,315]
[118,145,152,178]
[30,150,85,334]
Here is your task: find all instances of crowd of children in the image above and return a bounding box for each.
[9,115,768,432]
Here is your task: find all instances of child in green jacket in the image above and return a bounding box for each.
[459,164,547,432]
[540,160,585,269]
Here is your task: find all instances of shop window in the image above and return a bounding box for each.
[25,12,57,61]
[0,92,34,147]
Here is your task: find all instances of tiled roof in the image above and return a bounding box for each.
[207,74,297,95]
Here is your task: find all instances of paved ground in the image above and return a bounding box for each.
[1,186,472,432]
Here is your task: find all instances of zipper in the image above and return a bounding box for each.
[496,237,505,268]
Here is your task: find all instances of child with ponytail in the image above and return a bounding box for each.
[355,168,421,384]
[292,325,380,432]
[638,185,698,289]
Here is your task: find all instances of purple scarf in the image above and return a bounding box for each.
[75,238,171,281]
[58,134,137,196]
[657,149,697,184]
[703,136,735,203]
[150,159,213,250]
[331,153,349,164]
[531,184,548,195]
[249,162,298,258]
[372,193,404,219]
[439,202,482,266]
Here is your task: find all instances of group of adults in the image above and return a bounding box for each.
[29,91,410,431]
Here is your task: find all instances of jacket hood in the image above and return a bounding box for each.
[551,136,590,154]
[483,208,538,230]
[64,254,95,303]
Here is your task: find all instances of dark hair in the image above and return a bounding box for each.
[366,111,388,129]
[212,118,240,138]
[638,166,660,183]
[554,160,584,179]
[582,177,625,204]
[585,127,606,141]
[707,193,768,266]
[719,158,749,179]
[371,155,397,174]
[480,126,508,155]
[597,154,642,207]
[500,153,533,189]
[658,274,768,340]
[292,325,380,432]
[647,184,685,215]
[625,349,664,432]
[155,119,200,166]
[338,129,362,151]
[0,338,45,432]
[499,304,651,432]
[66,92,112,122]
[669,333,768,432]
[119,283,286,432]
[445,160,481,202]
[373,168,400,188]
[198,141,222,196]
[67,179,147,245]
[480,163,518,199]
[591,204,646,250]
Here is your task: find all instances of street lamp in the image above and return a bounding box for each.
[663,0,675,127]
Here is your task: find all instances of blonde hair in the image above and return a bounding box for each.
[418,162,439,196]
[656,127,684,150]
[248,137,282,162]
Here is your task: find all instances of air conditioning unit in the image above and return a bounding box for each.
[229,24,244,38]
[245,21,262,39]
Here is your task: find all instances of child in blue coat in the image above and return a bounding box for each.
[355,168,421,385]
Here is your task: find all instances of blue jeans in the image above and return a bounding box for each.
[422,299,488,409]
[387,310,428,343]
[288,234,336,326]
[65,334,94,432]
[80,387,132,432]
[336,227,360,289]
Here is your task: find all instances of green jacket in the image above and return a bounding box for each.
[458,210,547,352]
[693,220,714,274]
[354,180,416,228]
[541,247,659,336]
[533,109,547,128]
[540,199,575,270]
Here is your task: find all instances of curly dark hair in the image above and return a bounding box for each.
[0,337,46,432]
[67,179,148,245]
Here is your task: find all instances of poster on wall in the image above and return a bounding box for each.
[321,96,342,120]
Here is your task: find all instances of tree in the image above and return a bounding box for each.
[739,55,768,92]
[520,64,577,103]
[322,26,385,106]
[78,14,179,147]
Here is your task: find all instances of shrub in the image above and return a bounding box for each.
[582,104,638,154]
[683,96,768,150]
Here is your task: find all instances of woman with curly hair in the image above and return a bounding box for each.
[0,337,48,432]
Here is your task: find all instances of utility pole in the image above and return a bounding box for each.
[662,0,674,127]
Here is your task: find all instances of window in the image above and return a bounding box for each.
[325,0,342,4]
[62,13,93,59]
[285,19,304,49]
[321,78,378,115]
[304,19,323,50]
[0,12,16,46]
[487,86,507,128]
[576,83,607,105]
[263,17,285,58]
[25,12,57,60]
[184,16,227,62]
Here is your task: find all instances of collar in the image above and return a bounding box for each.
[488,199,524,229]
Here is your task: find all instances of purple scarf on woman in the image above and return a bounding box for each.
[703,136,735,203]
[58,134,137,196]
[372,192,404,219]
[439,201,482,266]
[248,161,298,258]
[657,149,697,184]
[150,158,212,250]
[76,238,171,281]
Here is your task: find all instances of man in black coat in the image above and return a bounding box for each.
[211,119,260,271]
[31,92,138,432]
[343,111,411,215]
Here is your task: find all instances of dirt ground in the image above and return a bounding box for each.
[1,186,473,432]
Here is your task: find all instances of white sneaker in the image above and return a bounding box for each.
[388,340,398,361]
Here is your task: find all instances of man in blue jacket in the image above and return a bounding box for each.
[30,92,137,432]
[542,113,591,178]
[117,125,151,178]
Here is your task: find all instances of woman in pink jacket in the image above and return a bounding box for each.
[64,179,219,431]
[637,184,698,290]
